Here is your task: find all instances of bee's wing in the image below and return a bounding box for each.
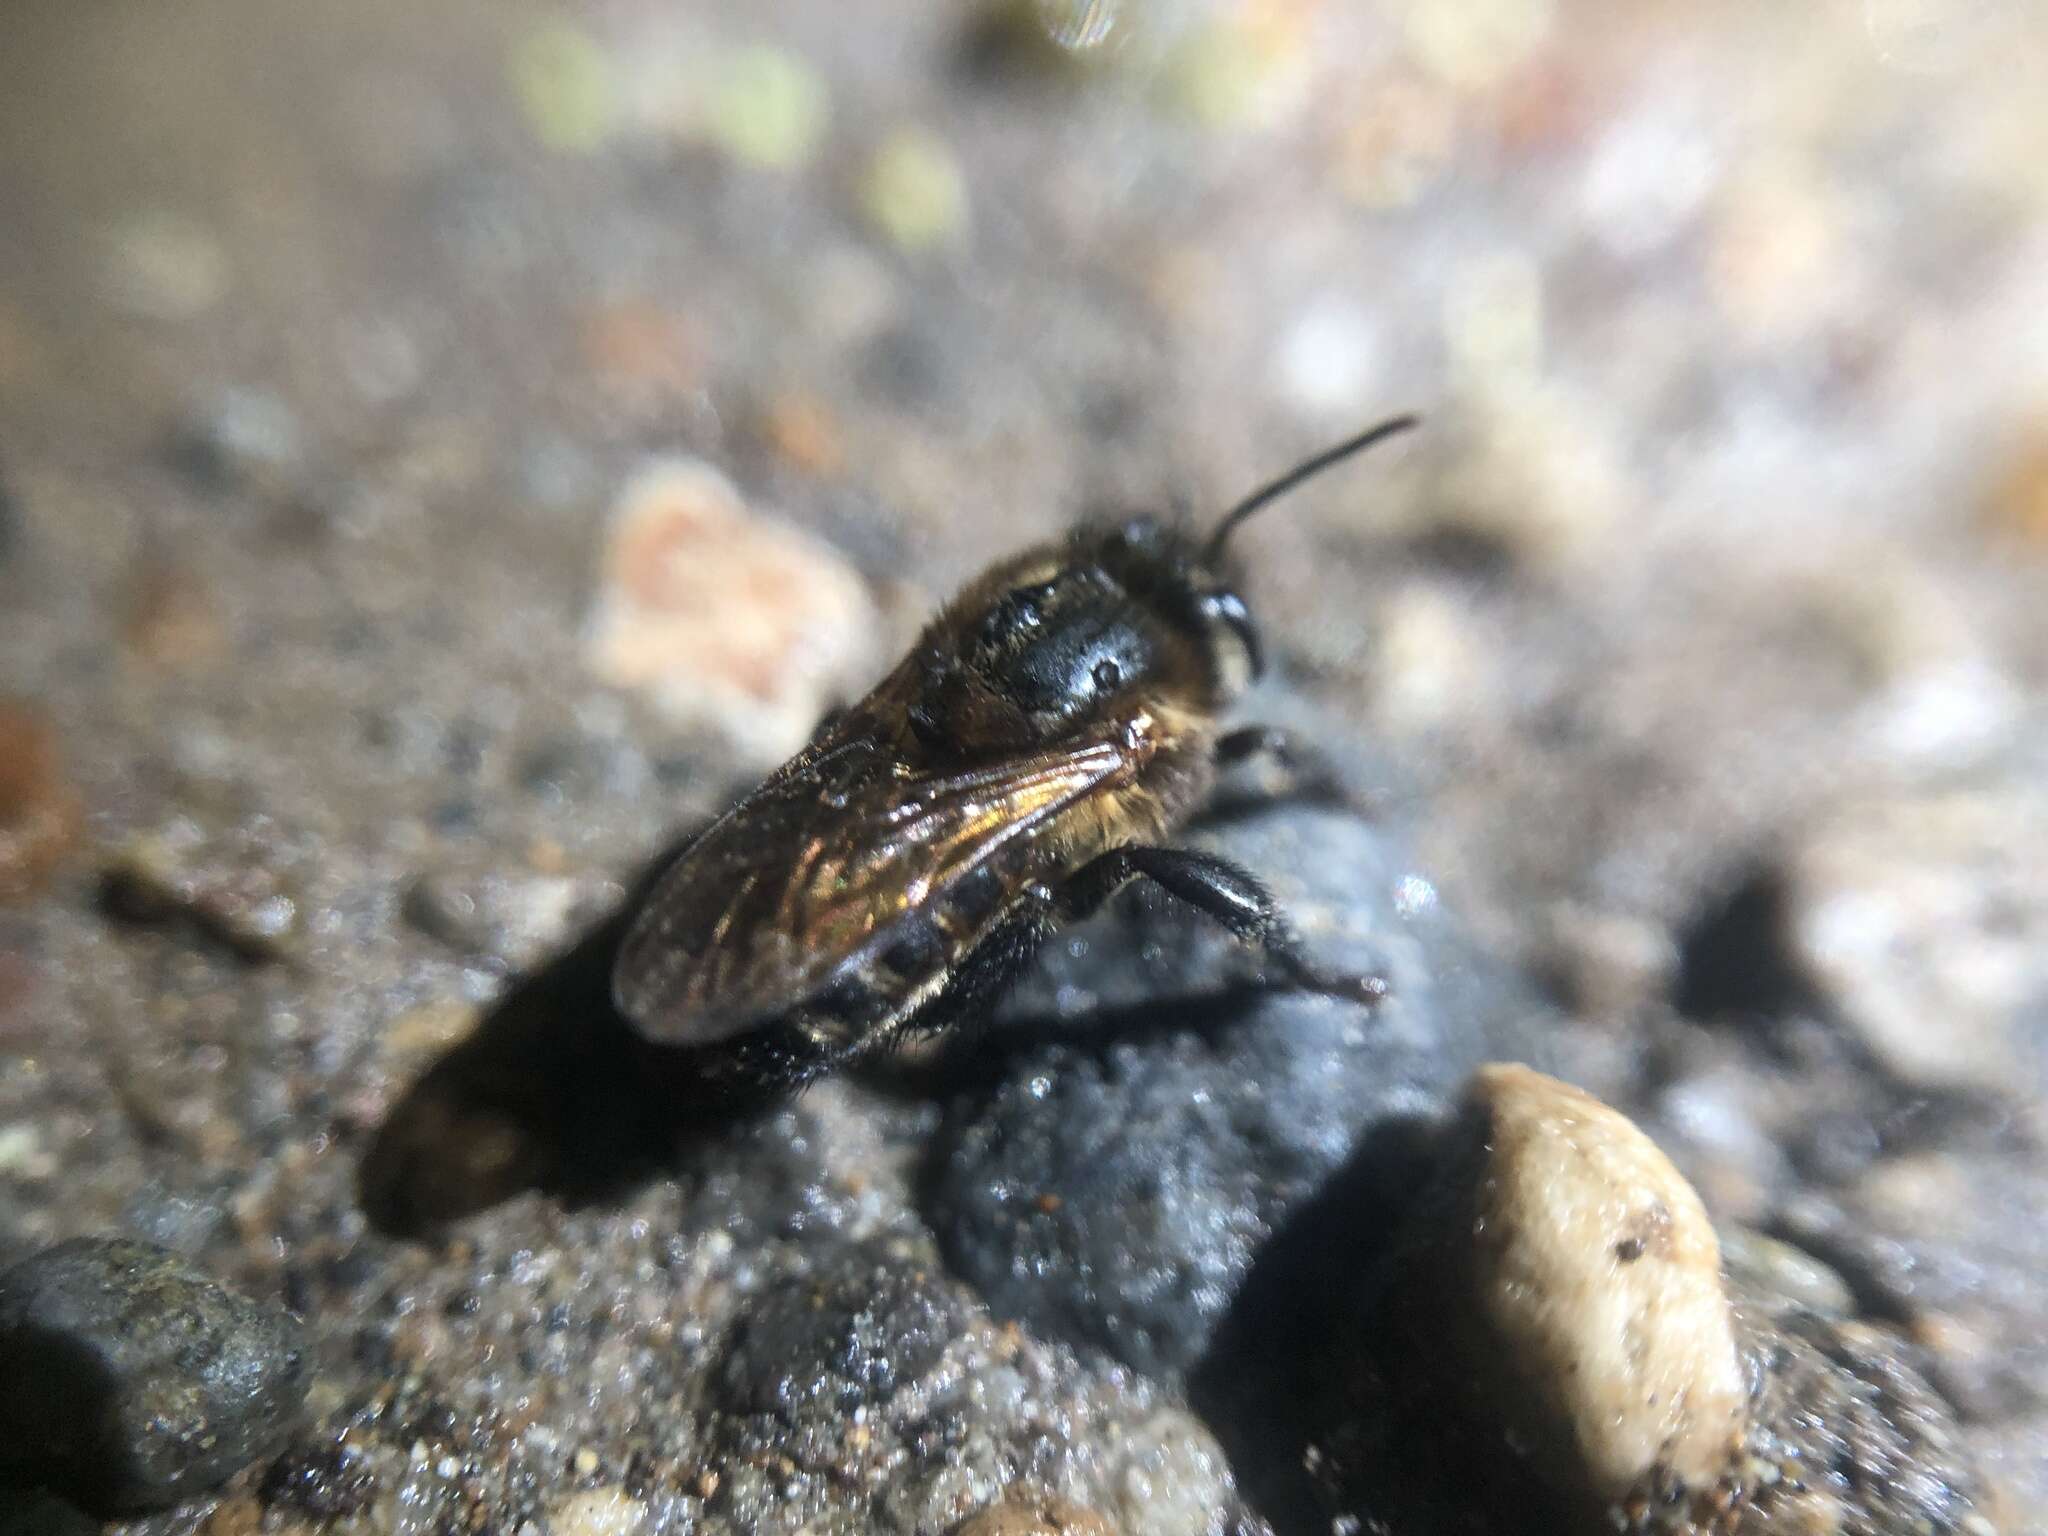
[612,738,1130,1045]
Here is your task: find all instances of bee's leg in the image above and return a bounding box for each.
[1205,726,1353,815]
[899,887,1061,1041]
[1057,847,1387,1009]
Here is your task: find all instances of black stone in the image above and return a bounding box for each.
[718,1239,964,1418]
[923,794,1524,1381]
[0,1236,309,1516]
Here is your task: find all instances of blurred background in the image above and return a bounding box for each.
[2,0,2047,1528]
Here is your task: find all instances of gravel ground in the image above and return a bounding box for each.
[2,1,2045,1532]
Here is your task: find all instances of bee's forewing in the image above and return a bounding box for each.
[612,738,1129,1045]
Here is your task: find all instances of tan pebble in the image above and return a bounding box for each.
[548,1486,646,1536]
[509,22,615,154]
[122,556,224,668]
[858,126,970,253]
[198,1497,269,1536]
[1335,74,1458,208]
[0,701,82,903]
[1401,0,1555,91]
[693,1468,720,1500]
[382,999,480,1063]
[1539,902,1678,1021]
[1706,155,1855,347]
[760,390,846,478]
[1416,1064,1748,1504]
[1425,384,1626,569]
[1786,789,2042,1091]
[703,45,828,171]
[956,1492,1116,1536]
[578,299,699,412]
[1369,580,1490,735]
[584,457,880,766]
[1156,4,1311,128]
[105,208,228,319]
[1984,419,2048,545]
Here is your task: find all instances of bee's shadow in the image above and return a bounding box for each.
[357,829,778,1237]
[357,777,1374,1236]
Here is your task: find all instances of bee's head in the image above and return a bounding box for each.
[908,417,1418,757]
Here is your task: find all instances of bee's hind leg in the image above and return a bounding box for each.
[1056,846,1387,1009]
[897,888,1062,1044]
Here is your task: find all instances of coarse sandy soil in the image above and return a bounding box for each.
[2,1,2046,1532]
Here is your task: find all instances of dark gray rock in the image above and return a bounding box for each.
[718,1237,967,1418]
[0,1236,309,1515]
[924,792,1529,1380]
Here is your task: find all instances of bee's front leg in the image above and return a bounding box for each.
[1056,846,1387,1009]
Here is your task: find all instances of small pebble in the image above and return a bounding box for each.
[402,873,494,955]
[758,390,847,478]
[0,1237,308,1515]
[705,46,828,171]
[957,1491,1117,1536]
[584,457,881,766]
[1538,902,1678,1021]
[1425,384,1625,569]
[1784,785,2046,1092]
[1335,75,1458,207]
[718,1239,964,1418]
[379,999,480,1066]
[549,1487,647,1536]
[510,22,616,154]
[1705,154,1854,347]
[259,1438,380,1520]
[0,702,82,903]
[166,387,307,505]
[101,820,305,961]
[1983,416,2048,546]
[1155,4,1309,128]
[122,555,225,668]
[1443,251,1545,386]
[1383,1065,1748,1512]
[578,299,699,414]
[1401,0,1555,90]
[104,209,228,320]
[857,127,970,254]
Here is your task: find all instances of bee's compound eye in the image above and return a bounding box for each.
[1091,658,1123,692]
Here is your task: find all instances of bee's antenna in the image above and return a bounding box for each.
[1204,413,1421,562]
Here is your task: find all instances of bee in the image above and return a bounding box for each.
[613,416,1420,1089]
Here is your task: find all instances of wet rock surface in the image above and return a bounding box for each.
[0,1237,307,1515]
[927,793,1518,1379]
[2,0,2046,1532]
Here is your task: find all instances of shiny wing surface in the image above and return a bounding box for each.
[612,737,1127,1044]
